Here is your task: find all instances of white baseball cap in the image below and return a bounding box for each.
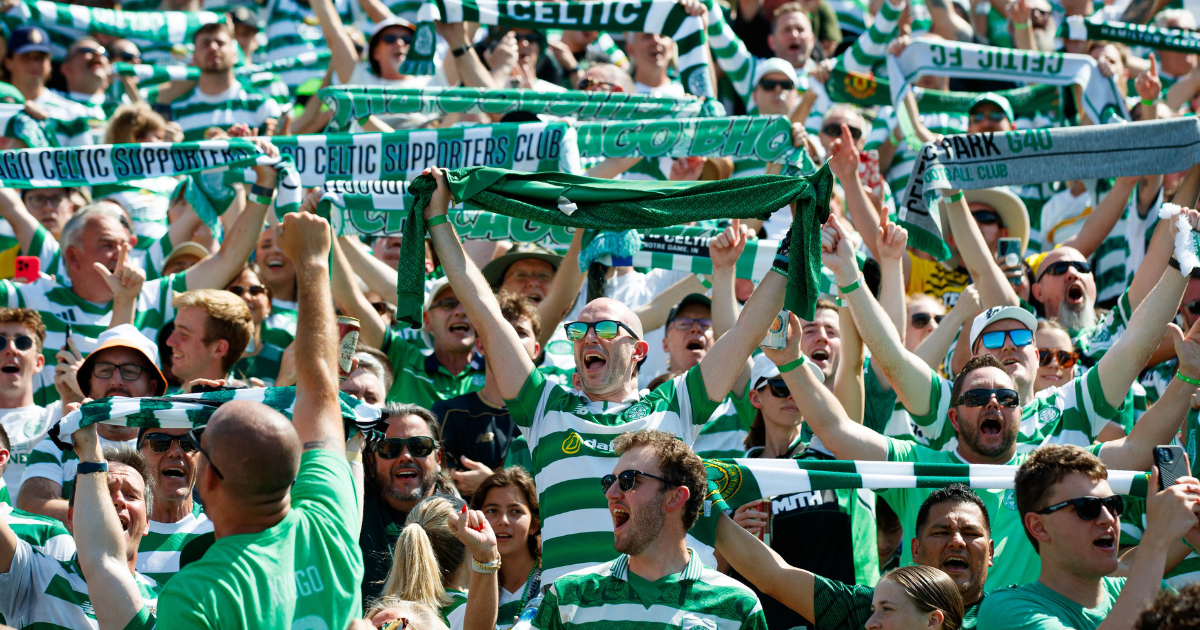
[752,58,799,91]
[749,351,824,390]
[968,306,1038,352]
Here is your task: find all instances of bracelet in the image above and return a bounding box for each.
[1170,257,1182,271]
[1177,371,1200,386]
[471,555,502,573]
[451,45,471,57]
[778,356,807,373]
[838,277,862,294]
[1014,20,1029,29]
[345,450,363,463]
[77,461,108,475]
[946,190,964,203]
[426,215,449,228]
[1142,98,1156,107]
[249,183,276,198]
[249,194,274,207]
[695,273,712,290]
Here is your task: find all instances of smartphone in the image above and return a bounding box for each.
[13,256,38,283]
[997,237,1023,259]
[1154,445,1190,490]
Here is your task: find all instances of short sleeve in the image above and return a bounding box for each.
[290,449,358,532]
[20,439,65,486]
[813,575,874,630]
[683,364,723,427]
[976,588,1072,630]
[907,369,951,436]
[0,539,54,622]
[505,369,549,430]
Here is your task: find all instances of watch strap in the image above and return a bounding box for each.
[77,461,108,475]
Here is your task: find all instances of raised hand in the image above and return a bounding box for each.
[1136,53,1162,104]
[827,124,861,184]
[250,137,280,190]
[732,499,769,538]
[93,242,144,303]
[54,337,85,404]
[421,166,453,221]
[275,210,332,265]
[710,219,749,270]
[760,310,803,366]
[677,0,707,16]
[821,213,859,283]
[449,456,494,498]
[1172,317,1200,381]
[1145,465,1200,541]
[669,156,705,182]
[1008,0,1031,24]
[876,220,909,262]
[448,504,500,564]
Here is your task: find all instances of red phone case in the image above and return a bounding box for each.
[13,256,38,283]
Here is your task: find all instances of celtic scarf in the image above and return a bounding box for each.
[1063,15,1200,55]
[238,50,332,76]
[383,164,833,326]
[52,388,382,446]
[4,0,224,59]
[402,0,713,98]
[827,67,1061,117]
[886,38,1128,125]
[113,63,200,88]
[899,118,1200,259]
[318,86,727,132]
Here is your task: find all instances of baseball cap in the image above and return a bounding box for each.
[78,324,168,397]
[423,276,455,312]
[969,92,1015,122]
[665,294,712,330]
[371,15,417,37]
[9,27,52,57]
[968,306,1038,352]
[229,6,259,29]
[749,351,824,389]
[752,58,799,90]
[480,243,563,289]
[162,241,211,271]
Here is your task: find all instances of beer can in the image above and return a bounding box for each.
[337,316,360,380]
[761,309,789,349]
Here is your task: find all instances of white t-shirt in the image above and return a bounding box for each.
[0,402,61,498]
[635,80,686,98]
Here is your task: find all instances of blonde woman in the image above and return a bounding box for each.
[378,495,499,630]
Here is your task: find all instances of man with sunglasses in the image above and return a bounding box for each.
[0,309,57,506]
[133,425,214,586]
[420,165,788,584]
[978,445,1200,629]
[54,37,109,139]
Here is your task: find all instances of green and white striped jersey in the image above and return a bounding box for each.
[1,503,75,562]
[0,273,187,405]
[262,0,350,89]
[532,550,767,630]
[144,83,282,142]
[829,0,870,36]
[1073,286,1133,362]
[909,364,1116,453]
[49,90,107,144]
[22,433,137,501]
[33,90,96,147]
[262,299,297,355]
[504,366,723,584]
[232,340,285,386]
[497,577,535,630]
[865,108,968,194]
[440,588,469,630]
[93,176,181,241]
[693,395,753,460]
[0,541,158,630]
[136,503,214,586]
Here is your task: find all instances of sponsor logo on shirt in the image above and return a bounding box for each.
[562,431,581,454]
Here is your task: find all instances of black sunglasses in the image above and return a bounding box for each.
[578,77,619,91]
[1038,349,1078,369]
[601,469,676,493]
[188,427,224,480]
[955,388,1020,408]
[970,111,1008,123]
[140,431,199,454]
[564,320,641,341]
[758,377,790,399]
[758,78,795,92]
[227,284,267,298]
[111,50,139,62]
[971,210,1002,226]
[371,301,391,315]
[514,33,542,44]
[910,313,944,329]
[0,334,35,352]
[1037,260,1092,282]
[821,123,862,140]
[1035,495,1124,520]
[372,436,438,459]
[380,33,413,45]
[70,45,107,59]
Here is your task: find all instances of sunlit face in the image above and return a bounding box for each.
[965,202,1008,254]
[0,321,43,397]
[971,319,1037,396]
[65,214,135,298]
[580,66,624,92]
[947,366,1022,461]
[502,259,555,304]
[22,187,76,237]
[3,51,51,88]
[768,12,814,68]
[166,306,225,383]
[912,501,992,606]
[865,579,943,630]
[68,461,149,563]
[372,25,413,76]
[255,229,296,296]
[340,368,386,407]
[423,287,476,354]
[193,28,236,73]
[572,300,646,396]
[1032,247,1097,326]
[753,71,797,116]
[627,32,673,71]
[606,445,674,556]
[510,28,541,63]
[62,38,109,94]
[371,414,442,512]
[818,110,867,154]
[801,308,840,382]
[662,303,713,373]
[138,427,199,507]
[482,485,538,559]
[1026,473,1120,580]
[372,236,404,270]
[86,346,158,399]
[905,296,946,353]
[226,268,271,327]
[749,376,800,427]
[967,102,1013,134]
[1033,327,1074,393]
[1089,44,1126,83]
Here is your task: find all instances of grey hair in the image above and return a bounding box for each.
[60,202,132,250]
[68,444,155,515]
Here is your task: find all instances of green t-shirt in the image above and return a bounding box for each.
[156,449,364,627]
[812,574,983,629]
[382,329,486,409]
[977,578,1125,630]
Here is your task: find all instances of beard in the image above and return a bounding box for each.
[383,462,437,503]
[958,414,1019,459]
[581,344,634,396]
[614,496,665,556]
[1055,293,1097,332]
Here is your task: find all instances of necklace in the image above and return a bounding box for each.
[515,561,542,618]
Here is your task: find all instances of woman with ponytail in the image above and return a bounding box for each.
[377,495,501,630]
[470,468,541,630]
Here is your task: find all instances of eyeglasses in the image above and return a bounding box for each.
[188,427,224,480]
[971,210,1002,226]
[578,77,620,91]
[601,469,676,493]
[970,111,1008,123]
[371,301,391,315]
[564,320,641,341]
[372,436,439,459]
[669,317,711,331]
[140,432,199,454]
[1035,495,1124,520]
[23,192,69,208]
[1038,349,1078,369]
[910,313,944,329]
[227,284,267,298]
[821,123,862,140]
[1036,260,1092,282]
[758,377,790,399]
[0,334,35,352]
[380,33,413,45]
[955,387,1021,408]
[92,362,147,381]
[429,297,461,311]
[758,78,795,92]
[978,329,1034,350]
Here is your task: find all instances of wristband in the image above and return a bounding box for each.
[249,194,274,207]
[345,450,363,463]
[778,356,807,373]
[425,215,449,228]
[1177,371,1200,387]
[839,277,862,294]
[249,183,276,198]
[77,461,108,475]
[1142,98,1156,107]
[1014,20,1029,29]
[1170,256,1182,271]
[946,190,964,203]
[471,555,502,573]
[695,273,712,290]
[451,45,471,57]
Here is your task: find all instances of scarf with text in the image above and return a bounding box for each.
[402,0,712,98]
[899,118,1200,259]
[318,86,727,132]
[1063,15,1200,55]
[827,67,1062,119]
[886,37,1127,126]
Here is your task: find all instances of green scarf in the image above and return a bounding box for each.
[113,62,200,88]
[385,165,833,326]
[1063,15,1200,55]
[402,0,713,98]
[827,66,1062,117]
[5,0,225,58]
[318,86,727,132]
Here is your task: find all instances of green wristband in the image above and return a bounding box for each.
[1013,20,1029,29]
[1177,371,1200,387]
[249,194,274,207]
[778,356,807,373]
[1142,98,1156,107]
[839,277,862,294]
[947,190,965,203]
[426,215,449,228]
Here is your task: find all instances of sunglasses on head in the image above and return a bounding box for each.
[955,387,1021,408]
[758,78,795,92]
[380,33,413,45]
[0,334,35,352]
[1035,495,1124,520]
[601,469,675,493]
[971,210,1002,226]
[821,123,862,140]
[758,377,790,399]
[970,111,1008,123]
[911,313,944,329]
[1038,349,1078,369]
[372,436,438,459]
[227,284,266,298]
[1036,260,1092,282]
[140,431,199,454]
[578,77,620,91]
[978,328,1034,350]
[564,320,641,341]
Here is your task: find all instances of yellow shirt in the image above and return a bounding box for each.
[907,251,968,307]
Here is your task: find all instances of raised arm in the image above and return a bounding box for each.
[828,125,885,261]
[709,220,751,397]
[0,188,44,254]
[278,198,343,451]
[1060,177,1137,258]
[449,507,500,630]
[715,513,817,622]
[915,285,977,369]
[423,168,535,399]
[697,258,785,402]
[536,229,585,349]
[834,307,866,424]
[940,189,1019,308]
[437,21,496,89]
[338,235,400,305]
[331,234,389,350]
[312,0,361,84]
[95,243,145,328]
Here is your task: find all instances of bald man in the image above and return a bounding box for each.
[421,166,788,583]
[155,211,364,627]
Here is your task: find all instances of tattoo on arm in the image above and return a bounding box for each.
[303,438,332,451]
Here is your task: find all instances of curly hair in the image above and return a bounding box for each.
[1135,583,1200,630]
[612,430,707,529]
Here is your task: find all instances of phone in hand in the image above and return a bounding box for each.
[858,149,881,192]
[13,256,38,283]
[1154,445,1190,491]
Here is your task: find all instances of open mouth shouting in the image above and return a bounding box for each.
[978,410,1004,437]
[448,322,471,335]
[392,464,421,486]
[1065,282,1086,309]
[582,348,608,374]
[161,465,187,480]
[611,505,631,532]
[1093,530,1116,553]
[0,361,20,375]
[941,554,970,576]
[809,347,830,367]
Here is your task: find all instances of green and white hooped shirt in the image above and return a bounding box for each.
[136,502,215,586]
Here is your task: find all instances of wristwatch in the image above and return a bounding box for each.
[77,461,108,475]
[451,45,471,57]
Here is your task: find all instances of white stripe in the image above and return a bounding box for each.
[542,508,615,540]
[642,0,672,33]
[557,602,745,630]
[475,0,500,24]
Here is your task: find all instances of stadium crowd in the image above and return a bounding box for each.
[4,0,1200,627]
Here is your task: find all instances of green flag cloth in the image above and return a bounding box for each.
[318,86,727,132]
[827,66,1061,116]
[402,0,713,98]
[1063,15,1200,55]
[52,388,382,445]
[389,164,833,327]
[3,0,225,59]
